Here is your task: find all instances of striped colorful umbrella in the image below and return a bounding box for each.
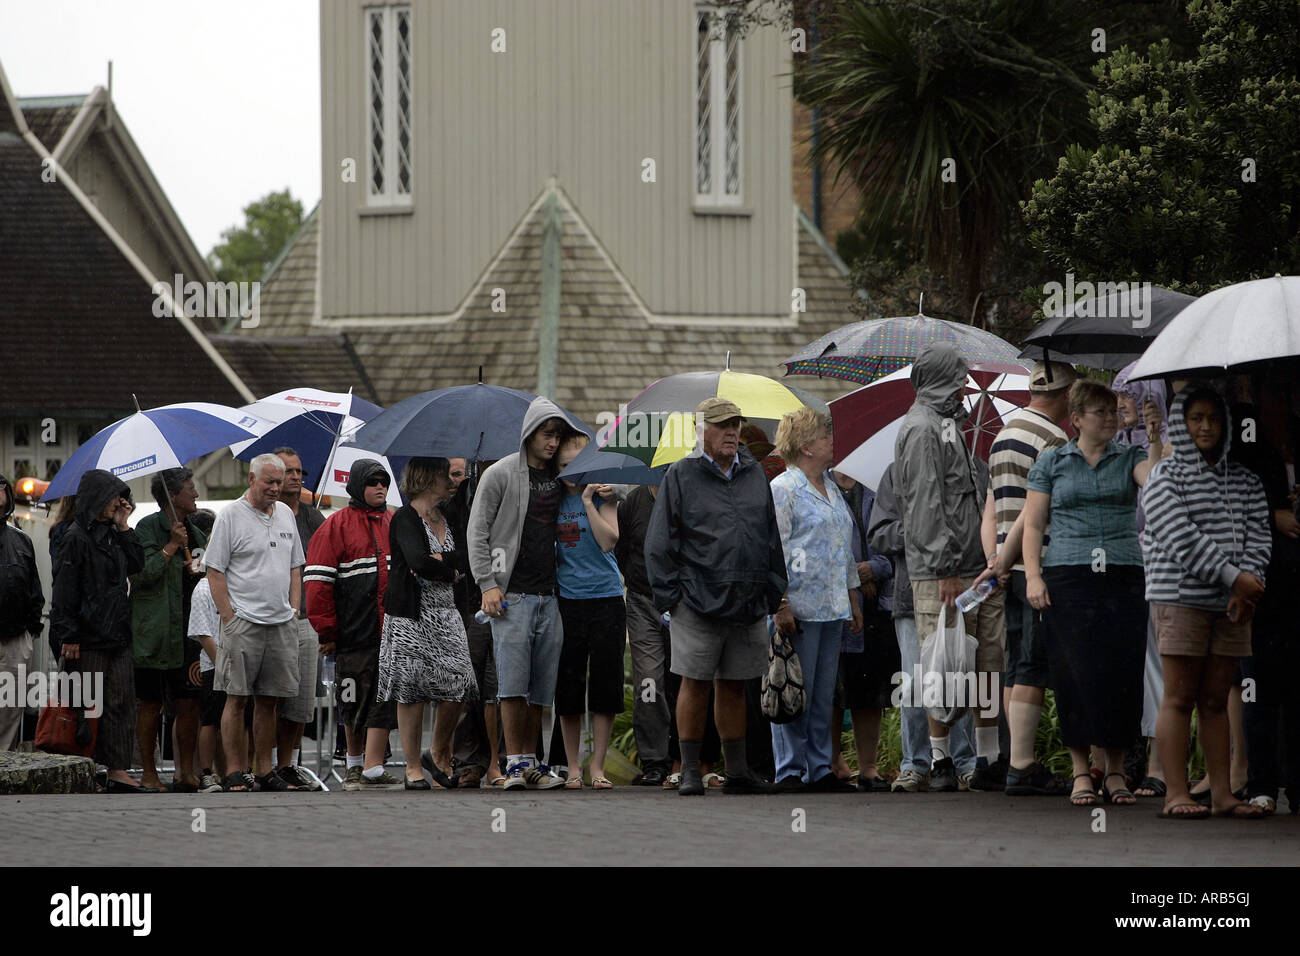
[599,369,828,468]
[783,313,1025,385]
[831,365,1032,491]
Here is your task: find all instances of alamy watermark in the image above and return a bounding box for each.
[0,664,103,718]
[152,273,260,329]
[890,665,1000,719]
[1041,273,1153,329]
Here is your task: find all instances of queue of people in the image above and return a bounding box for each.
[1,361,1295,815]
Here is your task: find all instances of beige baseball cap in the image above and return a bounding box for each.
[696,397,745,423]
[1029,361,1081,393]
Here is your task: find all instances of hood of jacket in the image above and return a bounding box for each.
[1113,360,1169,448]
[1167,385,1232,474]
[0,474,12,522]
[516,396,585,468]
[346,458,390,510]
[75,469,130,531]
[910,344,968,419]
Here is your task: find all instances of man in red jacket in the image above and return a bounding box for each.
[305,459,397,790]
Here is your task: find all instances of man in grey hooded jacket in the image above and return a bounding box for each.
[468,397,586,790]
[894,343,1005,790]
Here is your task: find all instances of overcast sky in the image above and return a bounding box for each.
[0,0,321,257]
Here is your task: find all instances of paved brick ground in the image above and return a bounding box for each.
[3,786,1296,866]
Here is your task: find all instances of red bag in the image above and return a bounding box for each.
[35,660,97,757]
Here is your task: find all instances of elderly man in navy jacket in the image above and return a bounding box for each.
[645,398,787,796]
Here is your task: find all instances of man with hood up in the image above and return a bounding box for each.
[1143,385,1271,819]
[306,458,397,789]
[0,474,44,750]
[50,469,147,790]
[468,396,586,790]
[893,343,1005,791]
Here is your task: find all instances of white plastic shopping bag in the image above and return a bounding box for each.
[918,605,979,725]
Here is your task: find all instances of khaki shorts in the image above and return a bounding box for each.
[1152,603,1252,658]
[668,603,769,681]
[216,616,300,699]
[912,575,1006,676]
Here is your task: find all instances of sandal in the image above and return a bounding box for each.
[564,774,583,789]
[105,778,159,794]
[222,771,249,792]
[591,776,613,790]
[1211,801,1267,819]
[1070,773,1099,807]
[1247,794,1277,815]
[663,772,681,790]
[1158,800,1210,820]
[256,771,289,792]
[486,775,507,788]
[702,772,725,789]
[1103,772,1136,805]
[1134,776,1166,798]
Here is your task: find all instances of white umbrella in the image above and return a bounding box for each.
[1129,275,1300,379]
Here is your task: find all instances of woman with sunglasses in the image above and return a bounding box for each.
[988,380,1165,807]
[380,457,478,789]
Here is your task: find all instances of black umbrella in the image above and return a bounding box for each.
[1019,285,1196,370]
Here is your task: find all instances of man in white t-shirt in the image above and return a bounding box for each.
[203,453,305,792]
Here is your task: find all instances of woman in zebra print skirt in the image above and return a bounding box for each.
[380,457,478,790]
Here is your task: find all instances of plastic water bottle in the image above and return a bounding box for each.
[474,601,508,625]
[955,578,996,613]
[321,654,335,687]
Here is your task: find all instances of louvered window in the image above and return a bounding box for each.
[694,6,742,207]
[366,5,412,205]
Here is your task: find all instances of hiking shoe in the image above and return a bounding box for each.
[242,770,256,791]
[723,771,773,794]
[524,764,565,790]
[198,772,224,794]
[291,765,325,792]
[969,755,1009,792]
[679,767,705,796]
[930,757,957,792]
[1005,760,1070,796]
[342,766,364,791]
[891,769,930,793]
[360,769,403,789]
[503,763,529,791]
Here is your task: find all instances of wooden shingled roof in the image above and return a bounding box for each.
[231,192,861,430]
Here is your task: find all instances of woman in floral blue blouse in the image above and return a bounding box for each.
[770,408,863,793]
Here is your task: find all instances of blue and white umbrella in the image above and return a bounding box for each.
[231,387,401,506]
[43,402,270,500]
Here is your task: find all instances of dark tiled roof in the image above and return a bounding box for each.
[17,96,86,150]
[238,192,859,428]
[210,332,380,404]
[0,131,244,417]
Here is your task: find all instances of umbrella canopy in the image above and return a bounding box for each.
[557,443,666,486]
[599,369,828,468]
[349,383,593,461]
[229,387,397,504]
[314,444,406,508]
[43,403,269,500]
[1019,285,1197,370]
[782,313,1025,385]
[831,365,1031,491]
[1128,276,1300,380]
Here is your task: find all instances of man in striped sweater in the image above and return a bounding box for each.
[983,361,1077,795]
[1142,385,1271,819]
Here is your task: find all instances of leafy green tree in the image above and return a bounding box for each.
[207,189,305,284]
[1023,0,1300,295]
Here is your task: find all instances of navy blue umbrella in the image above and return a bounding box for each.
[558,443,666,486]
[349,383,593,461]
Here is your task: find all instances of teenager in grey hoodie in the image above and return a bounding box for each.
[467,396,586,790]
[1143,385,1271,819]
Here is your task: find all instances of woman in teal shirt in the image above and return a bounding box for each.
[993,379,1164,807]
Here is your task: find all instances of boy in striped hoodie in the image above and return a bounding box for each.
[1142,385,1271,819]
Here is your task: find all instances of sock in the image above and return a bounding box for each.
[362,765,385,780]
[930,735,951,762]
[507,753,528,772]
[722,738,748,776]
[976,727,1000,763]
[1008,700,1043,769]
[271,747,278,766]
[680,739,702,775]
[553,765,568,778]
[291,748,300,767]
[346,754,364,770]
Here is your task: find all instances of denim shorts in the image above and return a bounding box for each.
[490,593,564,707]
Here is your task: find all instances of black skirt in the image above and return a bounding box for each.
[1040,565,1146,749]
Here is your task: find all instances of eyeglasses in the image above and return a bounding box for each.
[365,476,391,488]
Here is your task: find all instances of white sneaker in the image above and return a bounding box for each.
[503,763,528,791]
[524,764,565,790]
[198,773,224,794]
[891,769,930,793]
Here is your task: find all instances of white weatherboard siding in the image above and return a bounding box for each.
[320,0,793,321]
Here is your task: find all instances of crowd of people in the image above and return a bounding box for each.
[0,345,1296,818]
